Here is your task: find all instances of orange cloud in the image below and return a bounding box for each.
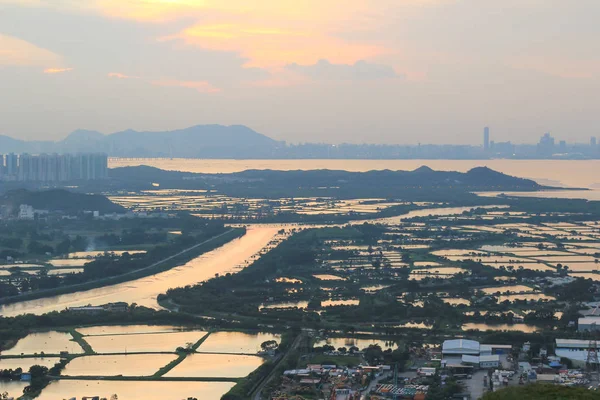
[96,0,390,67]
[108,72,139,79]
[151,79,221,93]
[162,23,385,68]
[43,67,73,74]
[0,34,62,66]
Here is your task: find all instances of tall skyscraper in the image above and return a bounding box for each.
[6,153,18,176]
[0,153,108,182]
[483,127,490,151]
[592,137,598,147]
[537,133,556,156]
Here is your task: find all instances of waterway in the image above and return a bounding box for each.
[0,226,280,317]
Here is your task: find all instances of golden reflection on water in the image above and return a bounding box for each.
[39,380,235,400]
[198,332,280,354]
[0,227,280,317]
[3,332,83,355]
[63,354,177,377]
[164,354,264,378]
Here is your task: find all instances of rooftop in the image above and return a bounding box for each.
[556,339,597,348]
[579,317,600,325]
[442,339,480,354]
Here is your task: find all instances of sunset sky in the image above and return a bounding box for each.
[1,0,599,144]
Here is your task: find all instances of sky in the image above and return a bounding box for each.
[0,0,599,145]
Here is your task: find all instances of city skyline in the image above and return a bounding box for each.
[0,127,598,160]
[0,124,598,148]
[1,1,599,144]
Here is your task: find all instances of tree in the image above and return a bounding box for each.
[28,365,48,379]
[260,340,279,352]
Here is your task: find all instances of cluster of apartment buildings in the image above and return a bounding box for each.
[0,153,108,182]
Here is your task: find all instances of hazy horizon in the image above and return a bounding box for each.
[1,0,599,145]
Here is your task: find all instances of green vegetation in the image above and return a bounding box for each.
[154,332,213,378]
[68,329,95,354]
[0,189,125,214]
[482,384,600,399]
[306,354,361,367]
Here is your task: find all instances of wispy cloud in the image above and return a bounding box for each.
[286,59,402,81]
[151,79,221,93]
[0,34,62,66]
[43,67,73,74]
[161,23,385,68]
[108,72,139,79]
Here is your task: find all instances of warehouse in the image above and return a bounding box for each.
[555,339,600,365]
[461,355,500,369]
[442,339,481,356]
[578,317,600,332]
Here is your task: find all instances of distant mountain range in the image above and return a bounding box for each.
[0,125,282,158]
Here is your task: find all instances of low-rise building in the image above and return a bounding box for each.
[555,339,600,365]
[461,355,500,368]
[442,339,480,356]
[18,204,35,220]
[417,367,436,377]
[578,317,600,332]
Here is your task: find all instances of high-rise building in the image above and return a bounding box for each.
[0,153,108,182]
[559,140,567,152]
[537,133,556,156]
[483,127,490,151]
[6,153,18,176]
[592,137,598,147]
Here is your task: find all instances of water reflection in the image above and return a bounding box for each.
[462,323,539,333]
[3,332,83,355]
[198,332,281,354]
[164,354,264,378]
[0,227,280,317]
[39,380,234,400]
[62,354,177,377]
[84,331,207,353]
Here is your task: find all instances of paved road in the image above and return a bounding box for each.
[361,372,391,400]
[465,371,488,400]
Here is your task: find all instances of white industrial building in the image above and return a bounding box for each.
[442,339,481,355]
[555,339,600,364]
[441,339,504,369]
[578,317,600,332]
[461,355,500,368]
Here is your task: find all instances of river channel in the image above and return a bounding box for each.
[0,226,280,317]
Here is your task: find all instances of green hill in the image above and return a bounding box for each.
[0,189,125,214]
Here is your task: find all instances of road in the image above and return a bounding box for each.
[252,333,304,400]
[361,372,392,400]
